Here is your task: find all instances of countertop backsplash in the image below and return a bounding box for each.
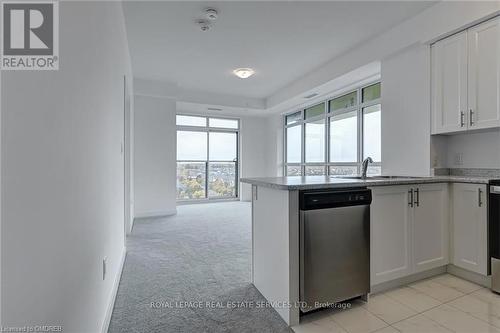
[433,168,500,178]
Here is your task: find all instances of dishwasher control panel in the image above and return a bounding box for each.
[300,188,372,210]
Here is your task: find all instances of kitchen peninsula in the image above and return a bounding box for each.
[241,174,493,326]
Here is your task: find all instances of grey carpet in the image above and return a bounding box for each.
[108,201,292,333]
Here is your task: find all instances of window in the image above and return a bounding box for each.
[363,104,381,162]
[286,125,302,163]
[208,118,239,129]
[176,115,206,127]
[176,115,239,201]
[305,119,325,163]
[329,110,357,163]
[284,82,381,176]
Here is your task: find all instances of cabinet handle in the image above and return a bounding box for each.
[470,109,474,126]
[460,111,465,127]
[414,188,420,207]
[408,189,414,208]
[478,188,483,207]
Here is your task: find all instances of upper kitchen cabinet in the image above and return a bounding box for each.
[431,31,468,134]
[431,16,500,134]
[467,18,500,130]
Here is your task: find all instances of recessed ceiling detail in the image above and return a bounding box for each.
[123,1,436,99]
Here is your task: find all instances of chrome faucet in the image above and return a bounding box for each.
[361,157,373,179]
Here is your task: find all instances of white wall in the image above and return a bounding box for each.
[266,114,284,177]
[134,95,177,217]
[239,117,271,201]
[444,130,500,169]
[1,2,132,331]
[381,44,431,176]
[0,52,2,328]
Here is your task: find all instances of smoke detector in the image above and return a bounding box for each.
[197,20,211,32]
[205,8,218,20]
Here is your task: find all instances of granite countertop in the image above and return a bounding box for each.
[240,175,495,191]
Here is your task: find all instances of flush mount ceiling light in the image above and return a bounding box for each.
[233,68,255,79]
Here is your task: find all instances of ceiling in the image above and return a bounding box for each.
[123,1,436,100]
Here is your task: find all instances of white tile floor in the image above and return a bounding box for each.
[293,274,500,333]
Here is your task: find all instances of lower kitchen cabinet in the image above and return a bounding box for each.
[413,184,449,273]
[370,183,449,285]
[370,185,412,285]
[451,183,488,275]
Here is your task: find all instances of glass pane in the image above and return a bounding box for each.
[305,119,325,163]
[286,125,302,163]
[362,83,381,102]
[209,118,238,129]
[177,131,207,161]
[329,91,357,112]
[176,115,206,127]
[305,165,325,176]
[363,104,381,162]
[305,103,325,119]
[330,111,358,163]
[286,111,302,125]
[209,132,237,161]
[208,162,236,197]
[286,165,302,176]
[329,165,358,176]
[366,165,381,176]
[176,162,206,199]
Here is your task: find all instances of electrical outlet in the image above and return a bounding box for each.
[432,155,439,168]
[103,257,107,281]
[454,153,463,166]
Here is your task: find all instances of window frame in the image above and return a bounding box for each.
[176,114,240,202]
[283,81,381,176]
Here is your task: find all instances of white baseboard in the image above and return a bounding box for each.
[447,264,491,288]
[134,209,177,219]
[101,248,126,333]
[371,266,447,294]
[371,265,491,295]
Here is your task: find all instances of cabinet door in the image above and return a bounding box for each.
[468,17,500,130]
[431,31,468,134]
[413,184,449,273]
[452,183,488,275]
[370,186,412,285]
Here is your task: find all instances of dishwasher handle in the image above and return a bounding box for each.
[300,188,372,210]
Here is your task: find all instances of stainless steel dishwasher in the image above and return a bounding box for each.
[299,188,371,313]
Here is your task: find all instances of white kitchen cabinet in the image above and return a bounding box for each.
[413,184,449,273]
[451,183,488,275]
[467,18,500,130]
[431,31,468,134]
[370,185,412,285]
[431,17,500,134]
[370,183,448,285]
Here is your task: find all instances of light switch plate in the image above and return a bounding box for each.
[454,153,463,166]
